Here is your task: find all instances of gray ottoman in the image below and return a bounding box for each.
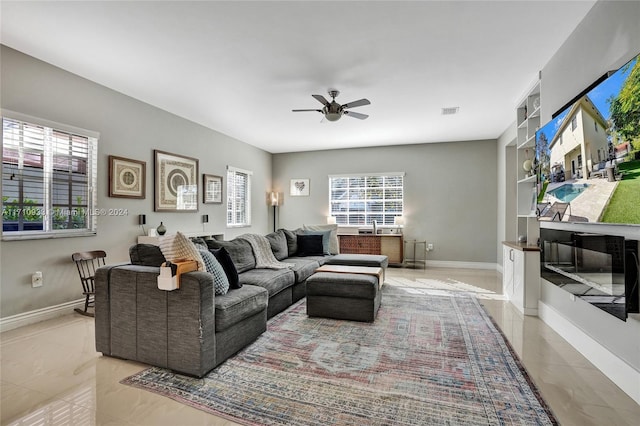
[326,254,389,269]
[306,271,382,322]
[325,254,388,283]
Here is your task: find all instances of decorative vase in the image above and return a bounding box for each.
[157,222,166,236]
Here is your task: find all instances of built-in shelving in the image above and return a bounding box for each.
[504,78,542,317]
[515,80,541,220]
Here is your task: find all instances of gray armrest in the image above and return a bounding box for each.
[95,264,217,377]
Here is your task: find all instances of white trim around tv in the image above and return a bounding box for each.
[538,301,640,405]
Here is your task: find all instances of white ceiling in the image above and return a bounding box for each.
[1,1,596,154]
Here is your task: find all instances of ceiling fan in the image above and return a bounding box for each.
[292,90,370,121]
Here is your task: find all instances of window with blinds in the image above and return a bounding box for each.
[227,166,252,227]
[2,112,98,239]
[329,173,404,226]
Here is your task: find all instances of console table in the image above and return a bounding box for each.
[337,234,403,265]
[137,231,225,245]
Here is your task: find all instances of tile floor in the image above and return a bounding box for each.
[1,267,639,425]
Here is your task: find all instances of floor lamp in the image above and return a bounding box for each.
[268,191,282,232]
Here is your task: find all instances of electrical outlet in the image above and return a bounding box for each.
[32,271,43,288]
[427,243,434,251]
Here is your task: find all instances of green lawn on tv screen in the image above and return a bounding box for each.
[601,160,640,224]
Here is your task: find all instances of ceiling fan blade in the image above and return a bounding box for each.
[292,109,322,112]
[312,94,330,106]
[342,98,371,109]
[344,110,368,120]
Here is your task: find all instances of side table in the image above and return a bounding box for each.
[403,239,426,269]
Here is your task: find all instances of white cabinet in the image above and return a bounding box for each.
[502,243,540,316]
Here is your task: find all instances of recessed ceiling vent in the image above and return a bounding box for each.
[441,107,459,115]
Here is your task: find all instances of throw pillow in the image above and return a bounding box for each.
[198,249,229,295]
[296,234,324,256]
[129,243,166,267]
[303,229,332,255]
[303,224,339,254]
[158,232,206,272]
[210,247,241,289]
[205,239,256,273]
[280,228,299,257]
[265,229,289,261]
[190,237,208,251]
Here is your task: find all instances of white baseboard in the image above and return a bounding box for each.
[0,298,85,332]
[424,260,498,270]
[538,301,640,404]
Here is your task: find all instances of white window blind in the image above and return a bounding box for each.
[2,111,98,239]
[329,173,404,226]
[226,166,252,227]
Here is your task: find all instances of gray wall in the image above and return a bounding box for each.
[538,1,640,370]
[0,46,273,317]
[273,140,498,264]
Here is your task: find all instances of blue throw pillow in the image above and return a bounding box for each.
[198,249,229,295]
[303,230,331,255]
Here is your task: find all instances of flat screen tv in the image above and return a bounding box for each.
[534,52,640,225]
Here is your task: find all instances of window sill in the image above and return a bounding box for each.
[2,231,97,241]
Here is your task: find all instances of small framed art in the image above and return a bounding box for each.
[290,178,310,196]
[154,150,199,212]
[108,155,146,199]
[203,174,223,204]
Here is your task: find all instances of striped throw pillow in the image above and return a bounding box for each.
[198,249,229,295]
[158,231,205,272]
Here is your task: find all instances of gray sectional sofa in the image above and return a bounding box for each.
[95,228,388,377]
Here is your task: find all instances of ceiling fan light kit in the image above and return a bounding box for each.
[293,89,370,121]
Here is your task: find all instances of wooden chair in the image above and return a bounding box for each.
[72,250,106,317]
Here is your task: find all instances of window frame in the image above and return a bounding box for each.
[328,172,404,227]
[2,110,99,241]
[226,165,252,228]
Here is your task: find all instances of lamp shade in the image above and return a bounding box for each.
[327,216,337,224]
[394,216,405,226]
[268,191,282,207]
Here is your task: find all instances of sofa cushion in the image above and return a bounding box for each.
[288,255,331,266]
[214,285,268,332]
[210,247,241,289]
[285,257,320,283]
[198,249,229,295]
[158,232,205,271]
[265,229,288,261]
[238,268,295,297]
[297,234,325,256]
[129,244,166,267]
[206,239,256,273]
[280,228,299,256]
[303,224,339,254]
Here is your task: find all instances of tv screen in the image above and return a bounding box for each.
[534,52,640,225]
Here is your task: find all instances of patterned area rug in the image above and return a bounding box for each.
[122,287,557,425]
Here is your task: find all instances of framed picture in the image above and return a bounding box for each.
[108,155,146,199]
[290,178,310,196]
[203,174,223,204]
[154,150,199,212]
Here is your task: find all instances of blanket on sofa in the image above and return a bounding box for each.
[238,234,294,270]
